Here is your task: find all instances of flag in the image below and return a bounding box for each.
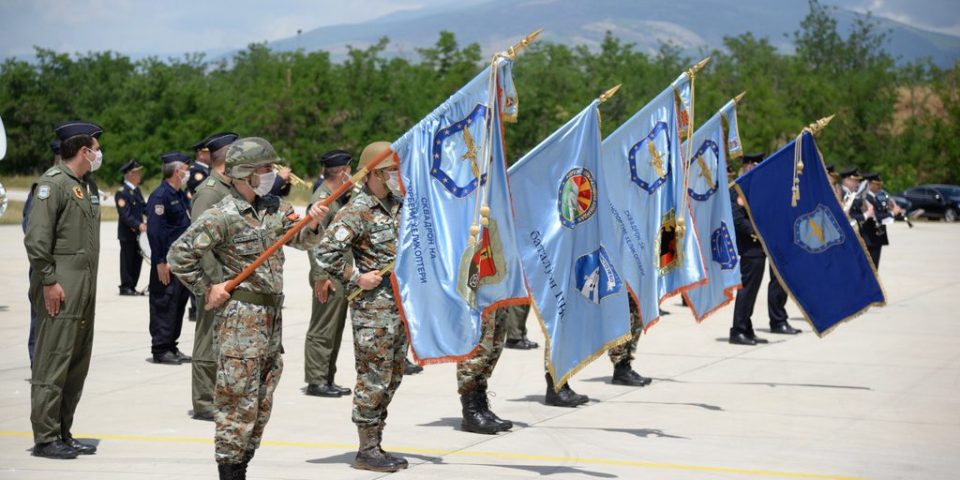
[601,72,707,329]
[734,130,886,335]
[392,57,528,362]
[508,100,630,387]
[683,99,744,321]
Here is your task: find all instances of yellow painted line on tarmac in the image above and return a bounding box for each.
[0,431,863,479]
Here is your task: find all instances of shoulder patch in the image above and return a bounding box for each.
[154,204,165,215]
[37,185,51,200]
[117,198,127,208]
[334,226,350,242]
[194,172,204,181]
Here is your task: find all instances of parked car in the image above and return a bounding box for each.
[900,184,960,222]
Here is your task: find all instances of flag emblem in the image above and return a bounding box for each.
[794,204,844,254]
[457,218,506,307]
[558,167,597,228]
[574,246,623,304]
[710,221,739,270]
[628,122,672,194]
[656,209,681,273]
[688,139,720,201]
[431,103,489,198]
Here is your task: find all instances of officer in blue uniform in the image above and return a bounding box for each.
[729,153,770,346]
[146,152,193,365]
[116,160,147,295]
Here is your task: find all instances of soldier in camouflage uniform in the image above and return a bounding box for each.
[187,132,238,421]
[314,141,408,473]
[168,137,329,480]
[606,297,652,386]
[457,307,516,434]
[304,150,354,397]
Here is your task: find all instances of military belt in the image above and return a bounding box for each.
[232,290,285,308]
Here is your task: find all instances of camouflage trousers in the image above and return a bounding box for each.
[351,308,408,427]
[214,302,283,464]
[608,301,642,365]
[456,308,507,395]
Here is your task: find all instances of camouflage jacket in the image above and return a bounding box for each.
[307,181,351,283]
[314,187,399,310]
[168,194,322,298]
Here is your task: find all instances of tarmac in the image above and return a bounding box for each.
[0,220,957,480]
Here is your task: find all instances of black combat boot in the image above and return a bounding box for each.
[353,426,401,472]
[545,372,589,407]
[612,360,652,386]
[476,389,513,431]
[217,462,246,480]
[460,391,501,434]
[377,423,408,469]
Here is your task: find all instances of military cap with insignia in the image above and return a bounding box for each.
[50,139,61,155]
[862,172,882,183]
[54,121,103,141]
[839,167,861,179]
[161,151,192,164]
[120,159,144,174]
[742,152,765,165]
[320,149,352,168]
[192,132,239,152]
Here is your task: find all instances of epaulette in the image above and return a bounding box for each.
[44,168,61,177]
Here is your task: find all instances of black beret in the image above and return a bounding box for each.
[50,139,61,155]
[839,168,861,179]
[742,152,765,165]
[161,151,192,164]
[54,121,103,141]
[193,132,239,152]
[320,149,352,168]
[120,159,144,173]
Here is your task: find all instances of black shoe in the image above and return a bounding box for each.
[191,409,215,421]
[746,333,769,344]
[729,332,757,345]
[476,390,512,431]
[329,382,351,395]
[173,349,192,363]
[305,383,342,397]
[218,462,246,480]
[119,287,138,296]
[545,373,589,407]
[32,440,78,459]
[612,360,650,387]
[62,436,96,455]
[153,351,182,365]
[404,358,423,375]
[770,322,802,335]
[505,337,538,350]
[460,391,501,434]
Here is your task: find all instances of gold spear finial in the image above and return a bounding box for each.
[805,114,836,136]
[733,91,747,105]
[505,29,544,59]
[599,84,622,103]
[687,56,712,77]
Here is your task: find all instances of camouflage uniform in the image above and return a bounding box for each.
[608,299,642,364]
[314,187,404,427]
[304,183,351,386]
[189,170,236,418]
[169,185,321,465]
[456,308,508,395]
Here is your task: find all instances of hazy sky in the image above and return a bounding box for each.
[0,0,957,59]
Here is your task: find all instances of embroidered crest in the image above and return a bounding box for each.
[154,204,165,215]
[687,139,720,201]
[431,103,489,198]
[574,246,623,304]
[628,121,672,194]
[37,185,51,200]
[558,167,597,228]
[72,186,84,199]
[117,198,127,208]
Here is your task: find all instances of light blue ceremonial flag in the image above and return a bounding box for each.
[601,72,706,329]
[734,130,886,335]
[683,99,744,321]
[508,100,630,387]
[392,57,528,363]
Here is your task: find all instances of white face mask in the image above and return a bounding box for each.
[385,170,401,197]
[254,171,276,197]
[87,148,103,172]
[179,170,189,185]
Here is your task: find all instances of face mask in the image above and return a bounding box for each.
[254,171,276,197]
[180,170,189,184]
[385,170,401,198]
[87,148,103,172]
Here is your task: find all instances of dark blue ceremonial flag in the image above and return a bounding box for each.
[734,131,885,335]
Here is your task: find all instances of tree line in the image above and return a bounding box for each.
[1,0,956,193]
